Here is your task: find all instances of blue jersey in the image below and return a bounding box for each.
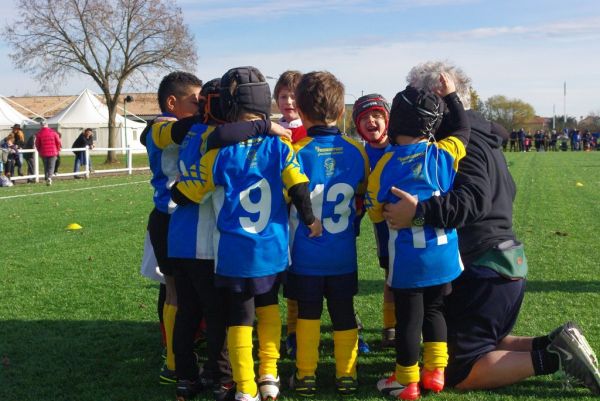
[289,127,369,276]
[168,123,216,260]
[365,142,393,260]
[365,142,393,171]
[175,133,309,278]
[366,136,467,289]
[145,114,179,213]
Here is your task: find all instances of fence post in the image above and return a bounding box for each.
[127,146,133,175]
[34,149,39,183]
[85,147,90,179]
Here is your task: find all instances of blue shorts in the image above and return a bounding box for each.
[445,265,526,387]
[285,271,358,303]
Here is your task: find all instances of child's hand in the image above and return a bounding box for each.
[436,72,456,97]
[269,122,292,141]
[307,218,323,238]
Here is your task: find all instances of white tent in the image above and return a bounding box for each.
[45,88,147,152]
[0,96,37,137]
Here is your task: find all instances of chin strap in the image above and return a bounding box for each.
[359,130,388,145]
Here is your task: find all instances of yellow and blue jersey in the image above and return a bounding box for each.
[168,123,217,260]
[365,142,393,171]
[289,127,369,276]
[175,133,309,278]
[145,115,180,213]
[366,135,466,289]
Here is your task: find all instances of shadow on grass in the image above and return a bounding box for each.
[526,280,600,293]
[1,321,594,401]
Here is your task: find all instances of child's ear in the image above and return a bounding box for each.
[166,95,177,112]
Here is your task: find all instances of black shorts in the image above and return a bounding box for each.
[285,271,358,303]
[445,266,526,387]
[214,272,285,297]
[147,208,175,276]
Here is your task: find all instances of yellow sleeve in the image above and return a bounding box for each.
[198,125,216,156]
[281,138,309,190]
[151,121,177,149]
[435,136,467,172]
[342,136,370,196]
[175,148,219,204]
[365,152,393,223]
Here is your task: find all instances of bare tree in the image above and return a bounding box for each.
[3,0,197,162]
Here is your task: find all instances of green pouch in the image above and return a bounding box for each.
[472,240,528,279]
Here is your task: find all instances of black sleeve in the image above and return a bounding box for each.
[169,115,205,144]
[491,121,510,141]
[205,120,271,151]
[439,92,470,146]
[140,123,152,147]
[170,185,192,206]
[420,143,492,229]
[288,182,315,225]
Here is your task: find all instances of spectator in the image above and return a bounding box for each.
[1,134,20,178]
[11,124,25,176]
[54,131,62,175]
[383,60,600,395]
[517,128,525,152]
[72,128,94,178]
[549,130,558,151]
[34,121,61,185]
[509,129,518,152]
[23,131,36,182]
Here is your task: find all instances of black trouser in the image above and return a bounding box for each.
[25,157,34,177]
[392,285,447,366]
[174,259,231,383]
[298,297,357,331]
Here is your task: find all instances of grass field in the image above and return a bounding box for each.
[1,151,599,401]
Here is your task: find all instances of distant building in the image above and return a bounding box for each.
[6,93,160,122]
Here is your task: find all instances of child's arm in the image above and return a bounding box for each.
[204,121,291,151]
[171,149,218,206]
[281,139,322,237]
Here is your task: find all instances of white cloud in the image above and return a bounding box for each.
[196,18,600,118]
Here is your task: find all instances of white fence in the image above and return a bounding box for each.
[2,147,149,183]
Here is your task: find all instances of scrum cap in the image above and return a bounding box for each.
[388,86,444,140]
[352,94,390,144]
[220,66,271,122]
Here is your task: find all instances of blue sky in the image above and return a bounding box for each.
[1,0,599,118]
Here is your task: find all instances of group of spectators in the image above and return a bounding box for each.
[506,128,599,152]
[0,123,94,186]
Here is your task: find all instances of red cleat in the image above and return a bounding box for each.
[399,382,420,400]
[421,368,444,392]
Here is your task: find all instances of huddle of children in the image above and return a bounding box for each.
[141,65,470,401]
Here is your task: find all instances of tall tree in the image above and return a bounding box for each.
[3,0,197,162]
[483,95,536,131]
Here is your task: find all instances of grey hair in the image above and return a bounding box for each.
[406,61,472,110]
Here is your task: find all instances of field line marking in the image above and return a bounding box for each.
[0,180,149,200]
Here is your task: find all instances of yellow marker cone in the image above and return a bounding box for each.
[576,182,584,187]
[66,223,83,230]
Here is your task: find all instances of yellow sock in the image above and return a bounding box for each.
[256,304,281,377]
[395,362,420,385]
[163,303,177,371]
[296,319,320,378]
[227,326,257,396]
[423,342,448,370]
[383,302,396,329]
[333,328,358,379]
[287,299,298,335]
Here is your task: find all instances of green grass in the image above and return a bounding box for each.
[1,151,599,400]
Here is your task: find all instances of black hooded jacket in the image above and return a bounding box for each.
[421,110,517,266]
